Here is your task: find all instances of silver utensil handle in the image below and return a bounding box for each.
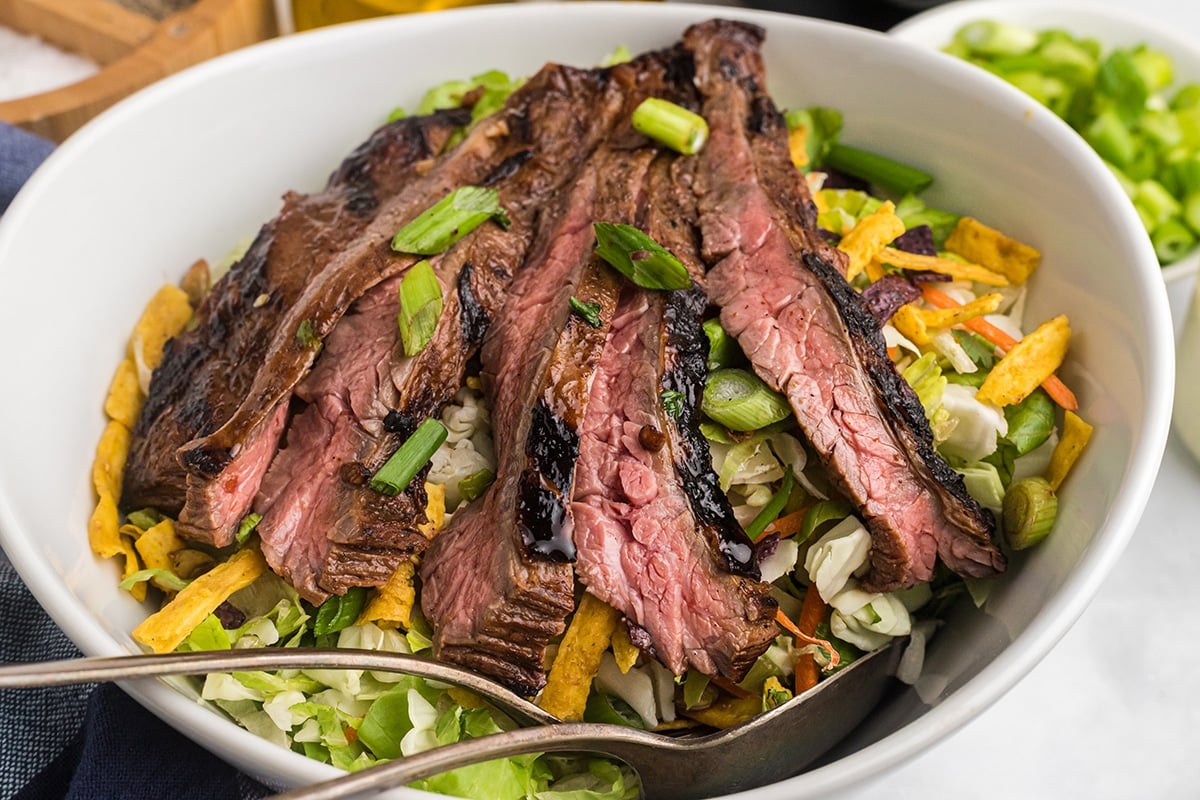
[0,648,557,726]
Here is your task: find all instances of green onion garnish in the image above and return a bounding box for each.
[823,144,934,196]
[744,469,794,541]
[397,260,444,356]
[458,468,495,503]
[702,317,743,371]
[391,186,510,255]
[296,319,322,353]
[1002,477,1059,550]
[593,222,691,290]
[235,512,263,547]
[369,418,448,496]
[569,296,602,328]
[661,389,685,419]
[631,97,710,155]
[701,368,792,432]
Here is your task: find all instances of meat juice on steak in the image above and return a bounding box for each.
[686,19,1005,591]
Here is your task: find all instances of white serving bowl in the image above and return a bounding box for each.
[0,2,1174,797]
[891,0,1200,334]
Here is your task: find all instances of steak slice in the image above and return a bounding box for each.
[121,107,469,540]
[421,121,670,694]
[254,63,624,602]
[572,154,778,681]
[687,19,1005,591]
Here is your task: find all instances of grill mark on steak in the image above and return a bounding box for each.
[421,74,671,693]
[150,70,594,548]
[252,64,627,601]
[122,108,468,542]
[686,19,1005,591]
[570,152,777,681]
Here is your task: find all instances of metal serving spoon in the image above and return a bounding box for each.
[0,642,901,800]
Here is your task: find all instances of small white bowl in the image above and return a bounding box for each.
[0,2,1174,796]
[892,0,1200,332]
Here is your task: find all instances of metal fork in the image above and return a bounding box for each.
[0,642,901,800]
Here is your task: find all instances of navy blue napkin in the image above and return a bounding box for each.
[0,121,271,800]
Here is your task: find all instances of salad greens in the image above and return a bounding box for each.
[946,20,1200,265]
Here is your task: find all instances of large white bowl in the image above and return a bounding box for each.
[891,0,1200,334]
[0,3,1174,796]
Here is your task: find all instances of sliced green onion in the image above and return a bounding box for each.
[823,144,933,196]
[569,296,602,328]
[369,418,448,496]
[312,586,369,637]
[702,368,791,432]
[593,222,692,290]
[744,469,794,541]
[397,260,444,356]
[235,512,263,547]
[703,317,743,371]
[296,319,322,353]
[1152,216,1197,264]
[1002,476,1058,550]
[125,507,163,530]
[390,186,510,255]
[953,20,1038,57]
[1083,110,1135,168]
[458,468,495,503]
[631,97,709,155]
[660,389,685,419]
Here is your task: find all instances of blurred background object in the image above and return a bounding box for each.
[0,0,276,142]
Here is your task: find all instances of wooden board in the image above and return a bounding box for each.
[0,0,277,141]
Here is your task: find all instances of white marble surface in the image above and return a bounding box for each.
[845,2,1200,796]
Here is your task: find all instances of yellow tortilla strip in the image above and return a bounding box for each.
[918,292,1004,329]
[838,201,905,281]
[788,124,809,168]
[120,536,147,602]
[1046,411,1093,491]
[357,561,417,630]
[945,217,1041,285]
[538,593,621,720]
[890,303,930,346]
[89,420,131,559]
[132,547,268,653]
[610,622,640,674]
[417,482,446,539]
[135,519,186,592]
[104,358,143,429]
[879,247,1010,287]
[129,284,193,371]
[977,315,1071,407]
[682,693,762,729]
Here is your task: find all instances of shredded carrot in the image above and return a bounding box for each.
[920,285,1078,410]
[762,508,810,539]
[792,582,827,693]
[775,607,839,670]
[710,674,754,700]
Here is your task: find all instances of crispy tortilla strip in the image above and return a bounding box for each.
[357,561,417,630]
[89,420,131,559]
[135,519,186,592]
[132,547,267,653]
[945,217,1041,285]
[418,482,446,539]
[104,359,143,429]
[1046,410,1093,491]
[446,686,488,710]
[890,303,930,346]
[129,284,192,368]
[879,247,1010,286]
[977,315,1071,407]
[179,258,212,307]
[120,537,147,602]
[682,693,762,730]
[610,623,640,674]
[538,593,621,720]
[919,292,1004,329]
[838,201,905,281]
